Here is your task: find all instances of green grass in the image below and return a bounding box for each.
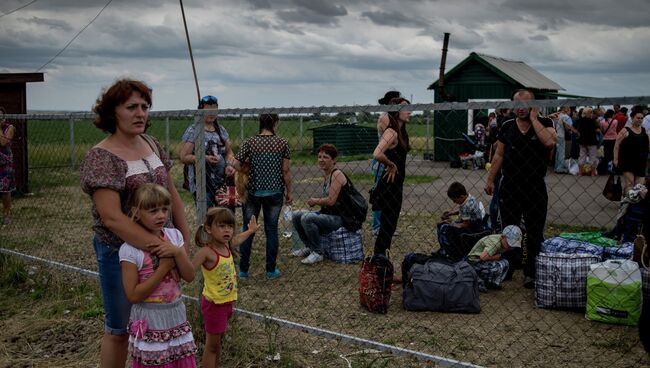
[25,117,433,168]
[347,172,439,185]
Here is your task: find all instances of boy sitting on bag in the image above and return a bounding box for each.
[437,181,488,260]
[466,225,522,291]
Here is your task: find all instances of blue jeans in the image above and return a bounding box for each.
[93,236,132,335]
[240,192,283,273]
[554,139,568,173]
[292,210,343,254]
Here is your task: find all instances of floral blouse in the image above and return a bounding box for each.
[80,136,172,247]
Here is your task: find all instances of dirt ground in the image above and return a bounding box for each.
[0,159,647,367]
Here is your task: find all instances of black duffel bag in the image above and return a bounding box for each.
[403,260,480,314]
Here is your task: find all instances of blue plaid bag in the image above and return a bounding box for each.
[602,242,634,260]
[471,259,510,288]
[541,237,604,257]
[535,252,601,309]
[322,227,364,264]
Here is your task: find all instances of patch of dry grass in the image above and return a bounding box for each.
[1,164,648,367]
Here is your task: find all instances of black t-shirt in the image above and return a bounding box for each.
[498,117,554,181]
[574,117,599,146]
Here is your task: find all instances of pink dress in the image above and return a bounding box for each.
[119,228,197,368]
[0,123,15,193]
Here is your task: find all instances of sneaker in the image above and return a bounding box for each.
[301,252,324,264]
[291,247,310,257]
[238,271,249,279]
[523,276,535,289]
[266,269,281,279]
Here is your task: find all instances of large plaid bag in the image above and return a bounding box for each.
[321,227,364,264]
[472,259,510,288]
[603,242,634,260]
[535,252,601,309]
[359,254,393,314]
[541,237,603,258]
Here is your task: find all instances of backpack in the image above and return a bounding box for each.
[332,170,368,231]
[359,254,393,314]
[403,260,481,313]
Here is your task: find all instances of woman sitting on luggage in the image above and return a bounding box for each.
[466,225,522,291]
[291,144,347,265]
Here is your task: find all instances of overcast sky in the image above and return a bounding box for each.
[1,0,649,111]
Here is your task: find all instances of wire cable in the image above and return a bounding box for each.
[0,0,38,19]
[36,0,113,72]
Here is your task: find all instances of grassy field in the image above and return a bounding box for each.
[3,116,649,367]
[1,167,648,367]
[0,253,432,368]
[25,117,434,169]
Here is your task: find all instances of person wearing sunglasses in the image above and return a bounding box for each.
[180,95,236,210]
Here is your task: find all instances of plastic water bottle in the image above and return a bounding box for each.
[282,206,293,238]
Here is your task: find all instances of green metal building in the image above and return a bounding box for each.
[311,123,378,155]
[427,52,564,161]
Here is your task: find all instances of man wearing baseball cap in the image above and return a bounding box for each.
[466,225,522,290]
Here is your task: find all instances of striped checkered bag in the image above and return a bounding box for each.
[535,252,601,309]
[603,242,634,260]
[322,227,364,264]
[541,237,603,258]
[472,259,510,288]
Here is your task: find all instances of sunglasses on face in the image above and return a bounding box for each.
[201,95,218,105]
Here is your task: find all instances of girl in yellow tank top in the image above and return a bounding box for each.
[192,207,258,368]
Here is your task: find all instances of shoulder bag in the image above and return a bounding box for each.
[332,169,368,231]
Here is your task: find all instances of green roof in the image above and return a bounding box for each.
[428,52,564,91]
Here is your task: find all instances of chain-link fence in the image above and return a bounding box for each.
[1,97,650,367]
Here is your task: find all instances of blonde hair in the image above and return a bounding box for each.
[195,207,237,247]
[581,107,593,118]
[129,183,171,220]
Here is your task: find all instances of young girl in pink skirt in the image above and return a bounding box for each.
[119,183,197,367]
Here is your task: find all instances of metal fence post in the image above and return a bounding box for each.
[426,115,430,154]
[69,117,75,169]
[193,114,206,222]
[299,116,304,153]
[240,114,244,142]
[165,117,170,158]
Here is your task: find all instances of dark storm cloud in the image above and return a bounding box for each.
[500,0,649,28]
[245,0,272,9]
[249,0,348,26]
[360,10,430,28]
[291,0,347,17]
[21,16,74,32]
[529,34,549,41]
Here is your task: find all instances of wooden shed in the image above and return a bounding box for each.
[427,52,563,161]
[0,73,45,193]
